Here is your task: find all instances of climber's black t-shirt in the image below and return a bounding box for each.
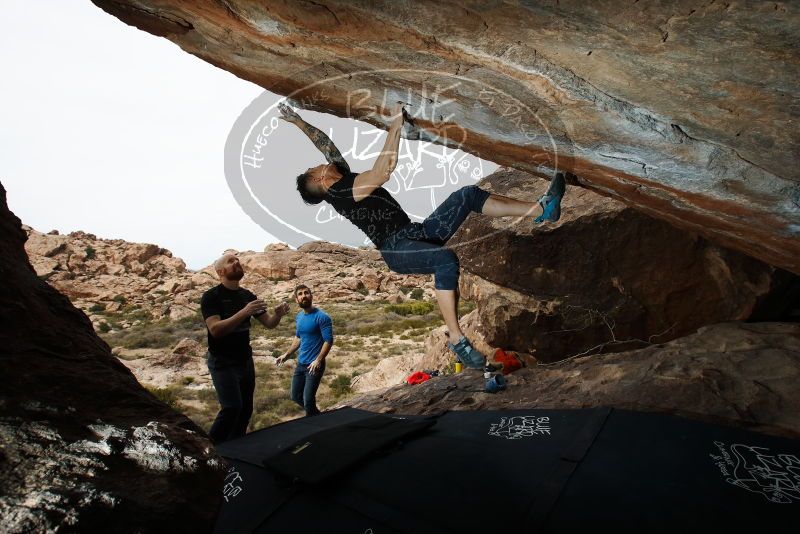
[325,171,411,249]
[200,284,264,367]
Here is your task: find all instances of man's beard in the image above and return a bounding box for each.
[299,297,312,309]
[227,267,245,281]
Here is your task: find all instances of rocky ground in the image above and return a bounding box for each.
[344,321,800,438]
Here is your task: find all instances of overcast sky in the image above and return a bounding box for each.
[1,1,496,270]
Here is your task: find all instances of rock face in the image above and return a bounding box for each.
[351,353,423,393]
[346,321,800,438]
[0,183,225,532]
[24,225,197,323]
[92,0,800,274]
[421,310,496,372]
[447,168,797,362]
[23,227,436,335]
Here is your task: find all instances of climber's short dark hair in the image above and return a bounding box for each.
[297,171,324,205]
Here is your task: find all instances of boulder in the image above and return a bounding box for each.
[340,277,364,292]
[449,169,796,362]
[421,310,493,372]
[347,321,800,437]
[351,353,424,393]
[171,338,205,358]
[264,243,291,252]
[0,182,224,532]
[93,0,800,273]
[239,250,299,280]
[386,293,404,304]
[360,269,383,291]
[23,226,194,312]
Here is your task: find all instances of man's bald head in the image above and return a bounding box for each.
[214,253,244,281]
[213,254,232,271]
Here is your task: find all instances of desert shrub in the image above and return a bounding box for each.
[410,288,424,300]
[253,388,288,413]
[458,299,477,314]
[147,386,181,409]
[113,294,126,303]
[197,388,218,403]
[398,317,438,330]
[354,323,384,336]
[328,374,352,397]
[121,306,150,322]
[125,332,165,348]
[273,399,301,417]
[181,376,195,385]
[89,303,105,313]
[97,321,111,333]
[385,301,435,316]
[84,246,96,260]
[103,311,206,349]
[249,413,281,431]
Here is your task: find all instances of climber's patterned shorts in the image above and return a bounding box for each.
[379,185,490,290]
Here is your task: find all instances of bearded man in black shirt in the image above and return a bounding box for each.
[201,253,289,443]
[278,102,566,371]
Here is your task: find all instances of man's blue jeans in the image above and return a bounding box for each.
[207,357,255,444]
[380,185,490,290]
[291,361,326,417]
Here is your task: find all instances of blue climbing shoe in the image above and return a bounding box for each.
[447,336,486,369]
[535,172,566,224]
[484,374,507,393]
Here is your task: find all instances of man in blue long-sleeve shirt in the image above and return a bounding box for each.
[276,284,333,417]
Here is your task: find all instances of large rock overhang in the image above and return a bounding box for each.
[92,0,800,273]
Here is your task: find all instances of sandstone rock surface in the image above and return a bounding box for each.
[0,184,225,533]
[346,322,800,437]
[351,353,424,393]
[92,0,800,273]
[449,168,797,361]
[23,228,436,334]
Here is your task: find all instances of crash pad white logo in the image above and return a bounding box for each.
[710,441,800,503]
[489,416,551,439]
[223,467,244,502]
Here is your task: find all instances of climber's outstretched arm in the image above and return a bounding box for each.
[277,103,350,172]
[351,102,405,202]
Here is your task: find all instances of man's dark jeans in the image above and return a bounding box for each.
[380,185,490,290]
[291,361,326,417]
[207,356,255,444]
